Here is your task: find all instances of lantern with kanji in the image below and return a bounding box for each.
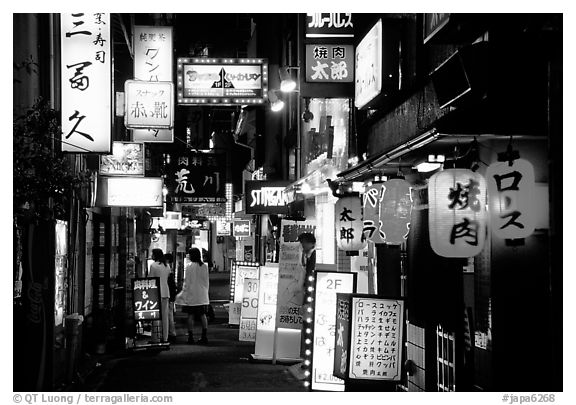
[428,169,487,258]
[486,158,535,239]
[362,183,385,243]
[379,179,413,245]
[335,194,366,251]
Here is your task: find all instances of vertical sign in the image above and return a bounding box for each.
[239,278,259,342]
[379,179,413,244]
[276,243,305,329]
[334,294,352,379]
[355,19,382,109]
[311,272,356,391]
[363,183,385,243]
[254,265,279,359]
[61,13,112,153]
[131,278,161,320]
[335,195,366,251]
[54,220,68,327]
[229,262,259,325]
[133,26,174,142]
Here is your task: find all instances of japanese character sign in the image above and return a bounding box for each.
[335,195,366,251]
[132,277,161,320]
[355,19,382,109]
[60,13,111,152]
[306,13,354,38]
[429,169,487,258]
[134,26,173,82]
[379,179,413,245]
[363,183,386,243]
[124,80,174,129]
[306,44,354,83]
[486,159,536,239]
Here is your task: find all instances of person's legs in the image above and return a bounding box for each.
[187,311,195,343]
[168,302,176,337]
[161,298,170,342]
[198,306,208,343]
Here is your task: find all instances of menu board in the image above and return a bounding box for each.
[349,297,404,380]
[276,243,305,329]
[229,262,260,325]
[254,265,279,358]
[311,272,356,391]
[239,278,259,342]
[132,278,161,320]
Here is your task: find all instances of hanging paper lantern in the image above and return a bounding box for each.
[335,195,367,251]
[486,158,536,239]
[428,169,487,258]
[362,183,385,243]
[379,179,413,245]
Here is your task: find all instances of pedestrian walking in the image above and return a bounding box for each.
[175,247,210,344]
[164,253,178,343]
[148,248,171,343]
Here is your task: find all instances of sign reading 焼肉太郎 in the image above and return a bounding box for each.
[132,277,161,321]
[245,181,290,215]
[305,44,354,83]
[177,58,268,105]
[134,26,173,82]
[124,80,174,130]
[355,19,382,109]
[165,152,227,203]
[99,142,145,177]
[306,13,354,38]
[60,13,112,153]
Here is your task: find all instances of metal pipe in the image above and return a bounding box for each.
[296,14,301,180]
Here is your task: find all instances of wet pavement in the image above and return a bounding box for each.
[75,312,306,392]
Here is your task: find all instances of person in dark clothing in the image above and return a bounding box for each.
[164,253,177,343]
[297,232,316,276]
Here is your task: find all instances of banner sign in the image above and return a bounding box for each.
[177,58,268,105]
[134,26,173,82]
[132,277,161,320]
[355,19,382,109]
[99,142,144,176]
[276,243,305,329]
[165,152,227,203]
[306,13,354,38]
[60,13,112,153]
[245,181,290,215]
[311,271,356,391]
[305,44,354,83]
[239,278,259,342]
[124,80,174,129]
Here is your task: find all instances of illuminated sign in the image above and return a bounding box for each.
[216,219,231,236]
[335,195,366,251]
[310,271,356,391]
[380,179,413,245]
[132,278,161,320]
[245,181,290,214]
[60,13,112,153]
[276,243,305,329]
[99,142,144,176]
[230,262,260,325]
[239,278,259,342]
[334,294,405,381]
[233,220,251,237]
[254,265,279,358]
[355,19,382,109]
[177,58,268,105]
[152,211,182,230]
[96,177,163,207]
[306,13,354,38]
[54,220,68,327]
[134,26,173,82]
[124,80,174,129]
[305,44,354,83]
[132,128,174,143]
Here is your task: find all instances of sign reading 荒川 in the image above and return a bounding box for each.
[60,13,112,153]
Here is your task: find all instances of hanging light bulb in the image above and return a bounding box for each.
[279,66,297,92]
[268,90,285,112]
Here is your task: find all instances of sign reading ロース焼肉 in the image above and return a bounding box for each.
[177,58,268,105]
[60,13,112,153]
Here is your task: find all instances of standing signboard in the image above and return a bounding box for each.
[309,271,357,391]
[60,13,112,153]
[253,264,279,360]
[239,278,259,342]
[131,278,161,321]
[276,242,305,330]
[334,294,405,382]
[229,261,260,325]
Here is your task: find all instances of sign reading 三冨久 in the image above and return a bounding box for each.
[132,277,161,320]
[165,152,227,203]
[177,58,268,105]
[124,80,174,130]
[305,44,354,83]
[306,13,354,38]
[132,26,174,143]
[334,294,405,382]
[245,181,290,215]
[60,13,112,153]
